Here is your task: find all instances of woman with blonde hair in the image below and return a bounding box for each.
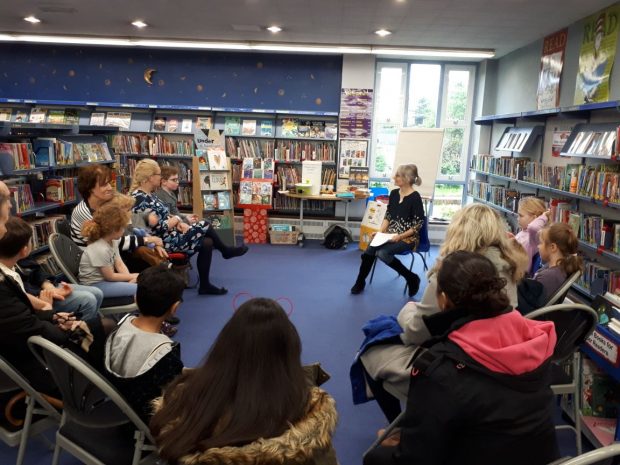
[130,159,247,296]
[351,164,425,297]
[357,203,528,421]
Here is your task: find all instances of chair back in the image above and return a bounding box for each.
[55,218,72,238]
[416,217,430,253]
[550,443,620,464]
[48,233,82,285]
[526,303,597,363]
[531,252,542,275]
[27,336,153,443]
[545,270,582,306]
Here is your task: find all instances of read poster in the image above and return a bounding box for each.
[575,4,620,104]
[536,29,568,110]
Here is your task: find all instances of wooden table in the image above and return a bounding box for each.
[283,192,369,246]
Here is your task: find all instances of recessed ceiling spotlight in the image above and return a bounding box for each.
[24,16,41,24]
[375,29,392,37]
[131,20,148,28]
[266,26,282,33]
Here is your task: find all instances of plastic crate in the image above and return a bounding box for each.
[269,229,299,245]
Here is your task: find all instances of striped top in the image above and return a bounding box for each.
[70,200,144,251]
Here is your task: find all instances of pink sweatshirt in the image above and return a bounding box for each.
[515,212,548,272]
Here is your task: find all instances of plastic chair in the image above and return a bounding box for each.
[54,218,72,239]
[48,233,137,316]
[526,303,598,456]
[369,217,430,294]
[545,270,582,306]
[27,336,158,465]
[0,356,60,465]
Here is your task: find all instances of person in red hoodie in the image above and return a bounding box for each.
[364,250,559,465]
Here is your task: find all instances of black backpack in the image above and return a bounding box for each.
[323,225,349,249]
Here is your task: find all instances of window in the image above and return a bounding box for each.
[370,62,476,220]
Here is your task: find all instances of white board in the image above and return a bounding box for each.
[390,128,445,199]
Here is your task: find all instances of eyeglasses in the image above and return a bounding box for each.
[168,177,180,182]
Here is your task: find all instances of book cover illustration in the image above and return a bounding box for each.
[209,173,229,190]
[105,112,132,129]
[242,158,254,179]
[253,168,264,179]
[260,120,274,137]
[206,147,228,170]
[217,191,231,210]
[64,109,79,125]
[200,174,211,191]
[0,108,11,122]
[310,121,325,138]
[207,214,232,229]
[260,182,272,205]
[203,193,217,210]
[196,149,209,170]
[153,116,167,132]
[14,111,29,123]
[298,120,311,138]
[281,118,299,138]
[181,119,193,133]
[263,158,274,179]
[349,167,370,188]
[196,117,213,130]
[89,112,105,126]
[242,119,257,136]
[47,110,66,124]
[166,118,179,133]
[224,117,241,135]
[239,181,253,205]
[29,108,46,123]
[324,123,338,140]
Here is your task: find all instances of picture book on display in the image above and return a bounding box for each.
[203,193,217,210]
[324,123,338,140]
[90,112,105,126]
[166,118,179,133]
[281,118,299,138]
[217,191,231,210]
[105,112,132,129]
[298,121,311,138]
[197,149,209,170]
[196,117,212,130]
[0,108,11,122]
[200,173,211,190]
[224,117,241,135]
[238,180,272,206]
[29,108,46,123]
[181,119,193,133]
[242,120,257,136]
[47,110,66,124]
[209,173,230,190]
[65,109,79,125]
[349,167,369,188]
[14,111,29,123]
[260,121,274,137]
[206,213,232,230]
[206,147,228,170]
[153,117,167,132]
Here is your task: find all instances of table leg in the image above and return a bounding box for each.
[344,200,350,230]
[299,198,305,232]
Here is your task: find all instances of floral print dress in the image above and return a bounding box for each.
[131,189,209,256]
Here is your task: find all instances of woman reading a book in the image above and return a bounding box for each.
[150,297,338,465]
[351,164,425,297]
[130,159,247,295]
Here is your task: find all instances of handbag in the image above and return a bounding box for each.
[132,246,168,267]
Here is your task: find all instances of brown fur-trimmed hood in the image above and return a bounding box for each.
[152,387,339,465]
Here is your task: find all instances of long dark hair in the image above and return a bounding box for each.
[150,298,310,462]
[437,250,510,318]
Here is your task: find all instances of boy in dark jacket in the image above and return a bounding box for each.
[364,251,559,465]
[104,265,185,421]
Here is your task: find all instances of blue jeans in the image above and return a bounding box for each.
[53,284,103,322]
[363,241,411,265]
[91,281,137,299]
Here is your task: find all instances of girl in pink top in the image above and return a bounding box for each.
[515,197,549,274]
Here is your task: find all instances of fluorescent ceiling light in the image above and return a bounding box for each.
[371,47,495,58]
[131,20,148,28]
[23,16,41,24]
[266,26,282,33]
[375,29,392,37]
[0,34,494,58]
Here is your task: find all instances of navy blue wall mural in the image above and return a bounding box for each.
[0,44,342,112]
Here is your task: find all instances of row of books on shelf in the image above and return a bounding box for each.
[0,107,79,125]
[0,139,112,170]
[203,191,232,211]
[27,215,64,251]
[224,117,337,140]
[158,159,192,183]
[225,138,274,158]
[472,155,620,203]
[110,134,195,157]
[9,184,35,213]
[468,181,519,212]
[36,254,63,277]
[272,195,334,212]
[275,166,301,189]
[176,186,192,207]
[225,118,274,137]
[239,180,273,206]
[45,177,77,203]
[225,139,337,162]
[579,261,620,297]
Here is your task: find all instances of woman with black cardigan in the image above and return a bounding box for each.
[351,164,425,297]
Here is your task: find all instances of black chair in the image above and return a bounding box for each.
[48,233,137,315]
[0,356,60,465]
[526,303,598,455]
[27,336,158,465]
[54,218,72,239]
[547,443,620,464]
[369,217,430,294]
[545,270,582,306]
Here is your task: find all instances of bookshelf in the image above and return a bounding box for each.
[471,101,620,445]
[192,149,235,247]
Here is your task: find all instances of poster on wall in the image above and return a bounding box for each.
[339,139,369,179]
[536,29,568,110]
[339,89,373,138]
[574,4,620,104]
[551,127,572,157]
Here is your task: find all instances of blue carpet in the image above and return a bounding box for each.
[0,240,588,464]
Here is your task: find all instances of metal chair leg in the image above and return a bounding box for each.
[369,257,378,285]
[15,395,35,465]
